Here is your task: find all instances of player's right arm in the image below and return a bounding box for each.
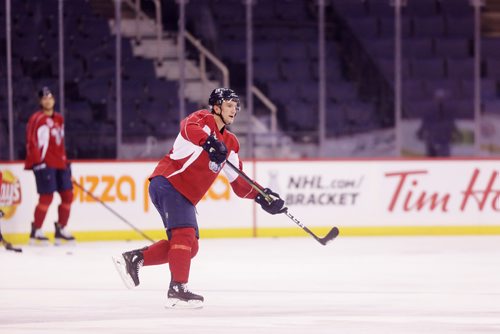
[180,111,212,146]
[25,113,47,169]
[180,111,229,164]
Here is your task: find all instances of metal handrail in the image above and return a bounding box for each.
[152,0,163,63]
[251,85,278,151]
[123,0,229,87]
[184,31,229,88]
[122,0,150,43]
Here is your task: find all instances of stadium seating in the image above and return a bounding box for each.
[2,0,499,159]
[211,0,375,139]
[331,0,498,122]
[0,0,180,159]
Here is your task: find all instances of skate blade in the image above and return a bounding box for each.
[54,238,76,246]
[111,256,136,289]
[165,298,203,309]
[29,239,49,247]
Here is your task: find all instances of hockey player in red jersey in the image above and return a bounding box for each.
[113,88,286,308]
[25,87,75,245]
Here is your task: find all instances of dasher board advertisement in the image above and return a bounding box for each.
[0,159,498,241]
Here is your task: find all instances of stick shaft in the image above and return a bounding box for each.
[225,161,269,197]
[72,180,155,243]
[224,160,337,245]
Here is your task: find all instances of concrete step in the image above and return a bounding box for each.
[109,18,157,38]
[133,38,178,59]
[155,59,201,80]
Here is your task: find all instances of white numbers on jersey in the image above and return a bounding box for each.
[37,121,64,161]
[51,127,63,145]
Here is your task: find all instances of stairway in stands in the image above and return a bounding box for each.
[90,0,219,104]
[89,0,292,158]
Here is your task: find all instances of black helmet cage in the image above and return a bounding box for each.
[208,88,240,113]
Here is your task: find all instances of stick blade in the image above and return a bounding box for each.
[319,227,339,246]
[5,243,23,253]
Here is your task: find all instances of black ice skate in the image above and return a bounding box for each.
[54,222,75,246]
[29,223,49,246]
[112,248,145,289]
[166,281,204,309]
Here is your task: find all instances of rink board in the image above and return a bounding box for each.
[0,159,498,243]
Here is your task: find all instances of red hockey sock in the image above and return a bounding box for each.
[144,238,197,267]
[143,239,170,266]
[34,194,54,229]
[57,190,73,227]
[191,238,199,258]
[168,228,196,283]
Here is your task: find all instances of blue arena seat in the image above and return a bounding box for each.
[446,58,475,79]
[410,58,446,79]
[435,38,471,58]
[254,59,281,81]
[445,17,474,38]
[348,17,380,38]
[332,0,368,18]
[367,0,394,17]
[412,17,446,38]
[440,0,473,17]
[403,38,434,58]
[403,0,438,17]
[402,80,427,102]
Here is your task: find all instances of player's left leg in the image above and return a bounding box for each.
[166,227,203,308]
[145,177,203,307]
[54,166,75,245]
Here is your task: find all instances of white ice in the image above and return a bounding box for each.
[1,236,500,334]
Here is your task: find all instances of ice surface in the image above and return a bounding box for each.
[1,236,500,334]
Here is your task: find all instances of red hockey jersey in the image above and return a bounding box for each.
[25,111,68,170]
[150,109,259,205]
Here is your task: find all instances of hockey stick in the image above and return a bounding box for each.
[2,240,22,253]
[224,161,339,246]
[0,211,22,252]
[72,180,155,243]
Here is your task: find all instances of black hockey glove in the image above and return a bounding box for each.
[255,188,287,215]
[202,135,228,164]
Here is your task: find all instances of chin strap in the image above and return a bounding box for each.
[214,109,230,126]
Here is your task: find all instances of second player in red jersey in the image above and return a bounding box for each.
[24,87,75,245]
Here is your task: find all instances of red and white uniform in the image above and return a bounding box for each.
[25,111,68,170]
[150,109,259,205]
